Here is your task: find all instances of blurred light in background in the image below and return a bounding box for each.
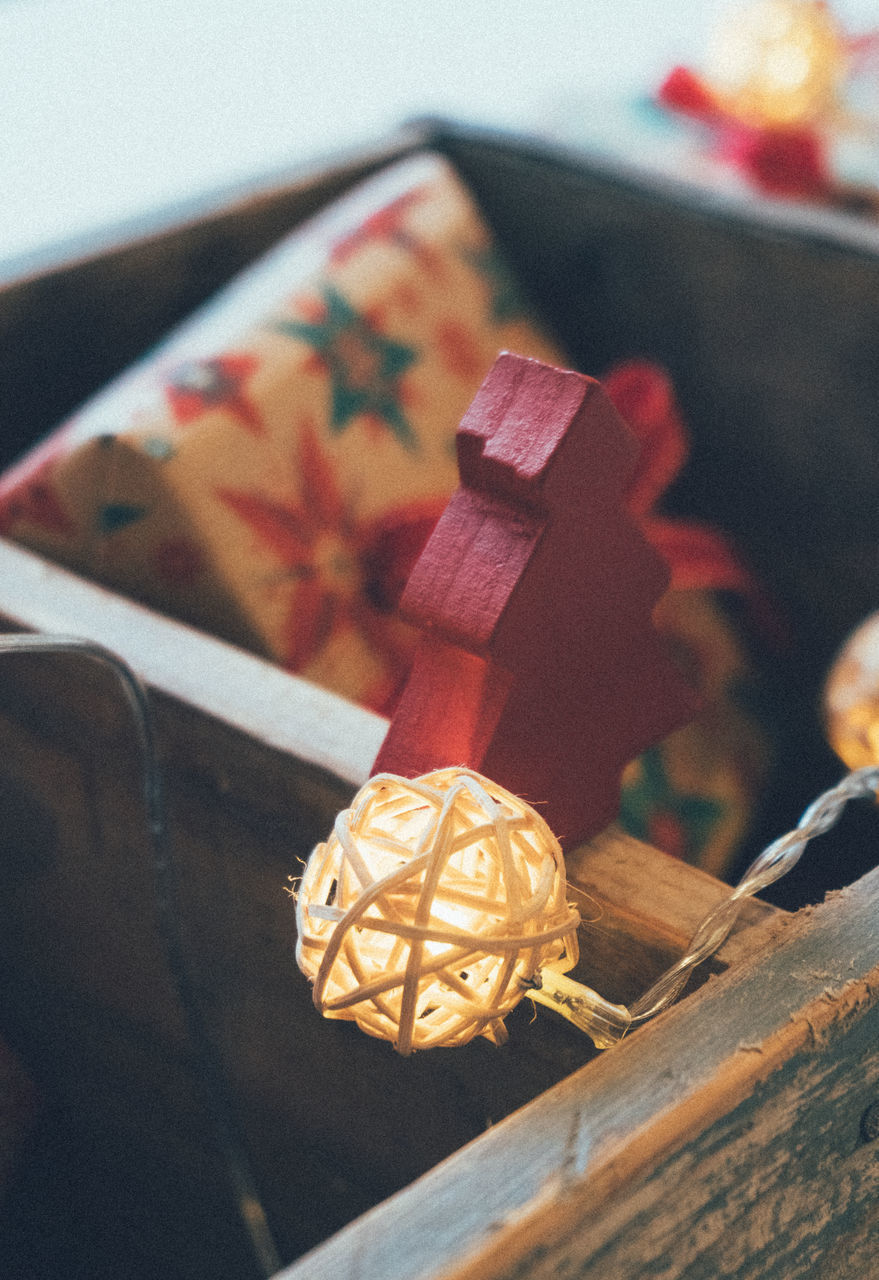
[0,0,875,262]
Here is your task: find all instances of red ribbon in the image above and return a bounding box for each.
[658,65,832,200]
[604,359,782,642]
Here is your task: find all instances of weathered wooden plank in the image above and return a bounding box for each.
[279,867,879,1280]
[0,537,387,791]
[0,538,786,1272]
[566,825,780,1005]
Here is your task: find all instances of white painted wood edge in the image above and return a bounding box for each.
[0,537,388,786]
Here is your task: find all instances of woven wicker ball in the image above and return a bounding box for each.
[825,611,879,770]
[295,767,580,1054]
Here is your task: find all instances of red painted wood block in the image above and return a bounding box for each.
[373,353,698,848]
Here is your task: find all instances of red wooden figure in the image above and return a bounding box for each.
[372,353,698,849]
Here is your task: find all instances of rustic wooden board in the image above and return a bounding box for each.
[0,121,876,1280]
[0,536,783,1274]
[0,537,386,791]
[280,865,879,1280]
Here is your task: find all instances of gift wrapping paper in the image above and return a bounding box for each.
[0,153,562,711]
[0,155,771,877]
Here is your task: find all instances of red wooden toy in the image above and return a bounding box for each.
[372,353,698,849]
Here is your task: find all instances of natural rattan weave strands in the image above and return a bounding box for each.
[294,768,580,1055]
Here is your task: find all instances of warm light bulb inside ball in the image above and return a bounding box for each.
[294,768,581,1054]
[707,0,846,127]
[825,611,879,770]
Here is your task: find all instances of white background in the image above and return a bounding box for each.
[1,0,876,262]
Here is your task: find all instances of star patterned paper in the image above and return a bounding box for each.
[330,186,442,277]
[217,425,442,709]
[0,153,564,712]
[0,153,771,875]
[165,353,263,434]
[274,286,419,448]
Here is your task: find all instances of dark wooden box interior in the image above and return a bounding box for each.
[5,120,879,895]
[1,121,878,1279]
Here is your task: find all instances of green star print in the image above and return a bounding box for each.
[274,286,419,450]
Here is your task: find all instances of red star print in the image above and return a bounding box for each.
[216,423,442,711]
[434,318,484,380]
[165,353,263,434]
[152,537,207,587]
[330,186,444,277]
[0,433,75,538]
[604,359,783,644]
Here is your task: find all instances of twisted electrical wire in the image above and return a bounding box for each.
[629,764,879,1023]
[5,635,874,1085]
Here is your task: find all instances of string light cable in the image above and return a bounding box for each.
[295,761,879,1052]
[627,763,879,1024]
[524,764,879,1041]
[0,633,281,1279]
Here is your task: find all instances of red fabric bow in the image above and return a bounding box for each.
[658,66,831,200]
[604,359,778,633]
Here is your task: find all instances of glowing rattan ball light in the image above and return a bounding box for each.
[825,611,879,770]
[295,768,581,1055]
[293,758,879,1058]
[706,0,846,128]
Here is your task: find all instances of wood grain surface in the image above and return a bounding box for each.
[0,535,786,1275]
[281,868,879,1280]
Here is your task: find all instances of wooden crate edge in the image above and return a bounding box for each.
[0,537,387,790]
[279,866,879,1280]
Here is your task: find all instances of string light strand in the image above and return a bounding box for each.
[0,633,281,1278]
[629,764,879,1023]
